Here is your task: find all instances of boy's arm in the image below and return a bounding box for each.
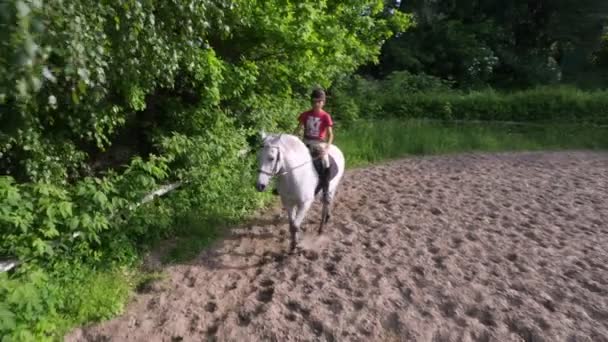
[326,126,334,148]
[294,112,305,136]
[293,121,303,136]
[325,114,334,148]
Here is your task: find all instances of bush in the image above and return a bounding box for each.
[383,70,453,94]
[329,71,451,123]
[391,86,608,124]
[331,74,608,124]
[0,263,133,341]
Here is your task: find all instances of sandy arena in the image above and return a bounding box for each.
[67,151,608,342]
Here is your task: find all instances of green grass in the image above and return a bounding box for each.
[163,213,224,264]
[336,119,608,167]
[0,212,230,341]
[162,192,277,264]
[1,263,134,342]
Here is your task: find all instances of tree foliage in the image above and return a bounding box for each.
[0,0,411,270]
[371,0,608,88]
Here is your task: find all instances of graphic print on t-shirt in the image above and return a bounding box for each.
[306,116,322,138]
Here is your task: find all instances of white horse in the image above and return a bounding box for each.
[256,133,345,252]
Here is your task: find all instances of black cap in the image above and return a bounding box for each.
[311,88,326,101]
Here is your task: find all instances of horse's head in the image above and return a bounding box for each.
[256,134,283,192]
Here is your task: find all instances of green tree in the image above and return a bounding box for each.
[0,0,412,265]
[370,0,608,88]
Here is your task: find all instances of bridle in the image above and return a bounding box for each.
[258,145,284,177]
[257,144,313,177]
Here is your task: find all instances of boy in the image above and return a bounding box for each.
[294,88,334,193]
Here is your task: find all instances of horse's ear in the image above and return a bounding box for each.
[260,130,268,144]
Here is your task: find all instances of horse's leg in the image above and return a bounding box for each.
[324,196,332,224]
[319,205,328,234]
[319,181,341,232]
[287,204,298,252]
[318,190,333,233]
[290,199,313,251]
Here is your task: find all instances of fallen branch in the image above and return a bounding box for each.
[238,147,250,157]
[129,181,182,210]
[0,260,19,273]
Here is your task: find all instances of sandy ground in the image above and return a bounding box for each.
[67,151,608,342]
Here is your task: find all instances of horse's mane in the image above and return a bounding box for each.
[264,133,307,154]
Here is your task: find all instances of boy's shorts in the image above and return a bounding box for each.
[303,139,330,169]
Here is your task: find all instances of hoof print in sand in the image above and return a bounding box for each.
[428,245,440,254]
[204,301,217,313]
[507,318,545,342]
[259,278,274,287]
[353,299,366,311]
[357,318,374,336]
[433,255,448,269]
[412,266,425,276]
[470,329,492,342]
[303,250,319,261]
[540,298,556,312]
[286,299,311,318]
[256,287,274,303]
[430,207,443,215]
[237,309,251,326]
[466,232,479,241]
[465,306,496,327]
[382,312,407,336]
[432,328,465,342]
[285,312,297,321]
[439,300,458,318]
[310,319,324,336]
[505,253,518,262]
[321,294,343,314]
[206,323,219,336]
[324,262,338,275]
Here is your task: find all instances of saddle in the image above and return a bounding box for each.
[312,154,338,196]
[305,143,338,196]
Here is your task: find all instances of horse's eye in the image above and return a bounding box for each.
[268,157,274,161]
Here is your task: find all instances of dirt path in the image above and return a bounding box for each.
[67,151,608,342]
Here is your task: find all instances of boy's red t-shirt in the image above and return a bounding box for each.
[298,109,333,141]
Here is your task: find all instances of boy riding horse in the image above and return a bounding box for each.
[294,88,334,197]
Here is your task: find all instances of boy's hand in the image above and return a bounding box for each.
[293,122,303,136]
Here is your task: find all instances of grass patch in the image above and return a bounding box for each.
[134,271,167,293]
[163,215,224,264]
[0,263,134,341]
[161,191,276,264]
[336,119,608,167]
